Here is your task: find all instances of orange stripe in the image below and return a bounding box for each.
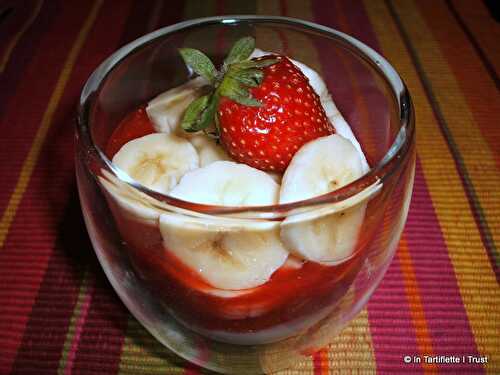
[398,238,437,373]
[0,0,103,249]
[319,348,329,375]
[366,0,500,371]
[0,0,44,73]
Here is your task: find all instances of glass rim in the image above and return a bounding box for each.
[77,15,415,217]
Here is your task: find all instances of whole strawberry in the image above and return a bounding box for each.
[179,37,334,173]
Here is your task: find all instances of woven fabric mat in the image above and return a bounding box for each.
[0,0,499,374]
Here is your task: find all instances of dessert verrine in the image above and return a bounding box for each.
[98,37,379,344]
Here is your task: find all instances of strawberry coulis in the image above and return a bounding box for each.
[104,108,364,338]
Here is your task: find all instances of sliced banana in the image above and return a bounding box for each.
[320,93,369,172]
[159,213,288,290]
[146,76,208,134]
[170,161,280,206]
[112,133,199,194]
[184,133,231,167]
[98,173,161,224]
[280,134,363,204]
[279,134,368,264]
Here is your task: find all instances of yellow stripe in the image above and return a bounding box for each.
[0,0,44,73]
[325,310,378,371]
[117,319,183,375]
[364,0,500,370]
[0,0,103,248]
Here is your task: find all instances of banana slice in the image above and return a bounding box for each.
[98,173,160,224]
[146,76,208,134]
[321,93,369,172]
[112,133,199,194]
[279,134,368,264]
[159,214,289,290]
[184,133,231,167]
[280,134,363,203]
[170,161,280,206]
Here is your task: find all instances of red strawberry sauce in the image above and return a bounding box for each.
[103,108,364,342]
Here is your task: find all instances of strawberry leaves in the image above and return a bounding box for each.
[179,37,276,133]
[178,48,217,84]
[223,36,255,66]
[181,94,217,132]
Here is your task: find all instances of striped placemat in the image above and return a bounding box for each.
[0,0,498,374]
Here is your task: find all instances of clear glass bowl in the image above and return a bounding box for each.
[76,16,415,374]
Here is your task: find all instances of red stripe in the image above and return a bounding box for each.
[69,3,186,373]
[405,160,483,373]
[0,1,55,117]
[0,2,98,372]
[0,1,135,373]
[115,0,156,46]
[0,0,39,59]
[66,278,129,374]
[312,351,322,375]
[0,0,83,215]
[9,196,88,374]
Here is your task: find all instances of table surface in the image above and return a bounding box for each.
[0,0,499,374]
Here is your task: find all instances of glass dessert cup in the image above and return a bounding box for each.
[76,16,415,374]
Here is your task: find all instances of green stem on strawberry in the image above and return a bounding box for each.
[179,37,277,135]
